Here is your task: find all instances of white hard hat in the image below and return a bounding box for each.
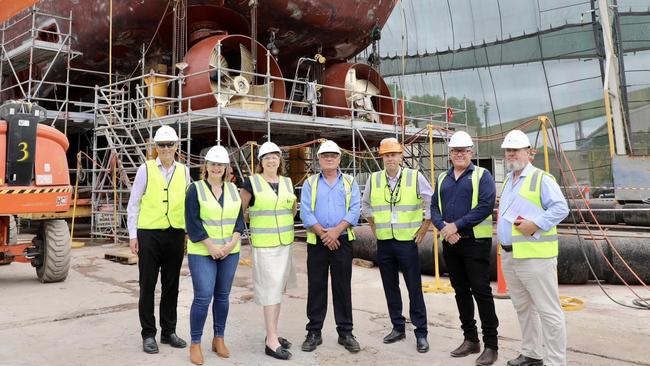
[317,140,341,156]
[204,145,230,164]
[501,130,531,149]
[258,141,281,159]
[153,125,179,142]
[448,131,474,148]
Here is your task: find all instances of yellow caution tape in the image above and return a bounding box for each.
[0,187,71,194]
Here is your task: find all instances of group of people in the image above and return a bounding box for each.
[127,125,569,366]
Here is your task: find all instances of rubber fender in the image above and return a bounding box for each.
[605,237,650,285]
[620,203,650,227]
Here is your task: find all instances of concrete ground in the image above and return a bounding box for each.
[1,242,648,366]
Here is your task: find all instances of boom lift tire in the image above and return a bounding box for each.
[35,220,71,283]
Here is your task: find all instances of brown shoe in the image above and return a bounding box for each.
[189,343,204,365]
[450,340,481,357]
[212,336,230,358]
[476,348,498,365]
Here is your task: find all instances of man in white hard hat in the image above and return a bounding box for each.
[431,130,499,365]
[127,125,191,354]
[497,130,569,366]
[300,140,361,353]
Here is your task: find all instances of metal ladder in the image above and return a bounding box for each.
[285,57,320,115]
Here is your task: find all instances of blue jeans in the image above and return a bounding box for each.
[188,253,239,344]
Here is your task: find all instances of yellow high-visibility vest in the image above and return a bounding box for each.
[248,174,296,247]
[369,168,422,241]
[187,180,241,255]
[502,168,559,259]
[138,160,186,230]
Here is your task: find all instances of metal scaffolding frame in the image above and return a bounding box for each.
[89,46,469,242]
[0,6,94,133]
[0,8,472,242]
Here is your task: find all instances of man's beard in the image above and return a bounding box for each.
[506,160,527,172]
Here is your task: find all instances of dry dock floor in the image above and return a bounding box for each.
[1,243,648,366]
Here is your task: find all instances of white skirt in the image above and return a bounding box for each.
[252,244,297,306]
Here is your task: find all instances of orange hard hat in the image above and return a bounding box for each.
[378,137,403,155]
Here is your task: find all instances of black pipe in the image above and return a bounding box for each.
[352,227,650,285]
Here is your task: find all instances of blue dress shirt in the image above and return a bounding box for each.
[300,171,361,233]
[496,163,569,245]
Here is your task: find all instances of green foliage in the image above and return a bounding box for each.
[387,85,481,129]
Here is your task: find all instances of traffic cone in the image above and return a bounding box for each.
[494,208,509,299]
[494,244,509,299]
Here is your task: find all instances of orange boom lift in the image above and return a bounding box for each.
[0,101,72,282]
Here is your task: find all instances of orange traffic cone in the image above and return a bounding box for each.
[494,245,509,299]
[494,208,509,299]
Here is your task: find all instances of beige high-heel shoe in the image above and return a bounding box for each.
[212,336,230,358]
[189,343,204,365]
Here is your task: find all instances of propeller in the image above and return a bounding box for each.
[208,42,273,109]
[344,68,381,123]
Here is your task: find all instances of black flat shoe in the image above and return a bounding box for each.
[278,337,292,349]
[265,345,292,360]
[161,333,187,348]
[266,336,292,349]
[143,337,159,354]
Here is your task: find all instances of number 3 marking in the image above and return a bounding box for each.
[17,142,29,162]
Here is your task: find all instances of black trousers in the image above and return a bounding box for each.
[377,238,428,338]
[443,237,499,349]
[306,236,353,336]
[137,228,185,339]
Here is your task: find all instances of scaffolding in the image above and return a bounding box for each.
[0,7,96,132]
[89,47,473,242]
[0,8,473,243]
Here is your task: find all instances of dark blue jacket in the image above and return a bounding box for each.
[430,163,496,237]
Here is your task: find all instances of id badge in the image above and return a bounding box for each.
[391,211,399,224]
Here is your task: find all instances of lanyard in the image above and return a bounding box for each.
[384,171,403,208]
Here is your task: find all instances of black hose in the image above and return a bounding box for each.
[546,120,649,310]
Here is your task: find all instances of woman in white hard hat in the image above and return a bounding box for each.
[184,145,244,365]
[241,141,297,360]
[127,125,190,354]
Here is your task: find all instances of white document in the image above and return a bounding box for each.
[501,196,543,239]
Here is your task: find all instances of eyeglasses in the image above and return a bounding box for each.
[319,153,340,160]
[156,142,176,149]
[450,148,471,155]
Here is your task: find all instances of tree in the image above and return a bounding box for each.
[387,86,481,129]
[406,94,481,129]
